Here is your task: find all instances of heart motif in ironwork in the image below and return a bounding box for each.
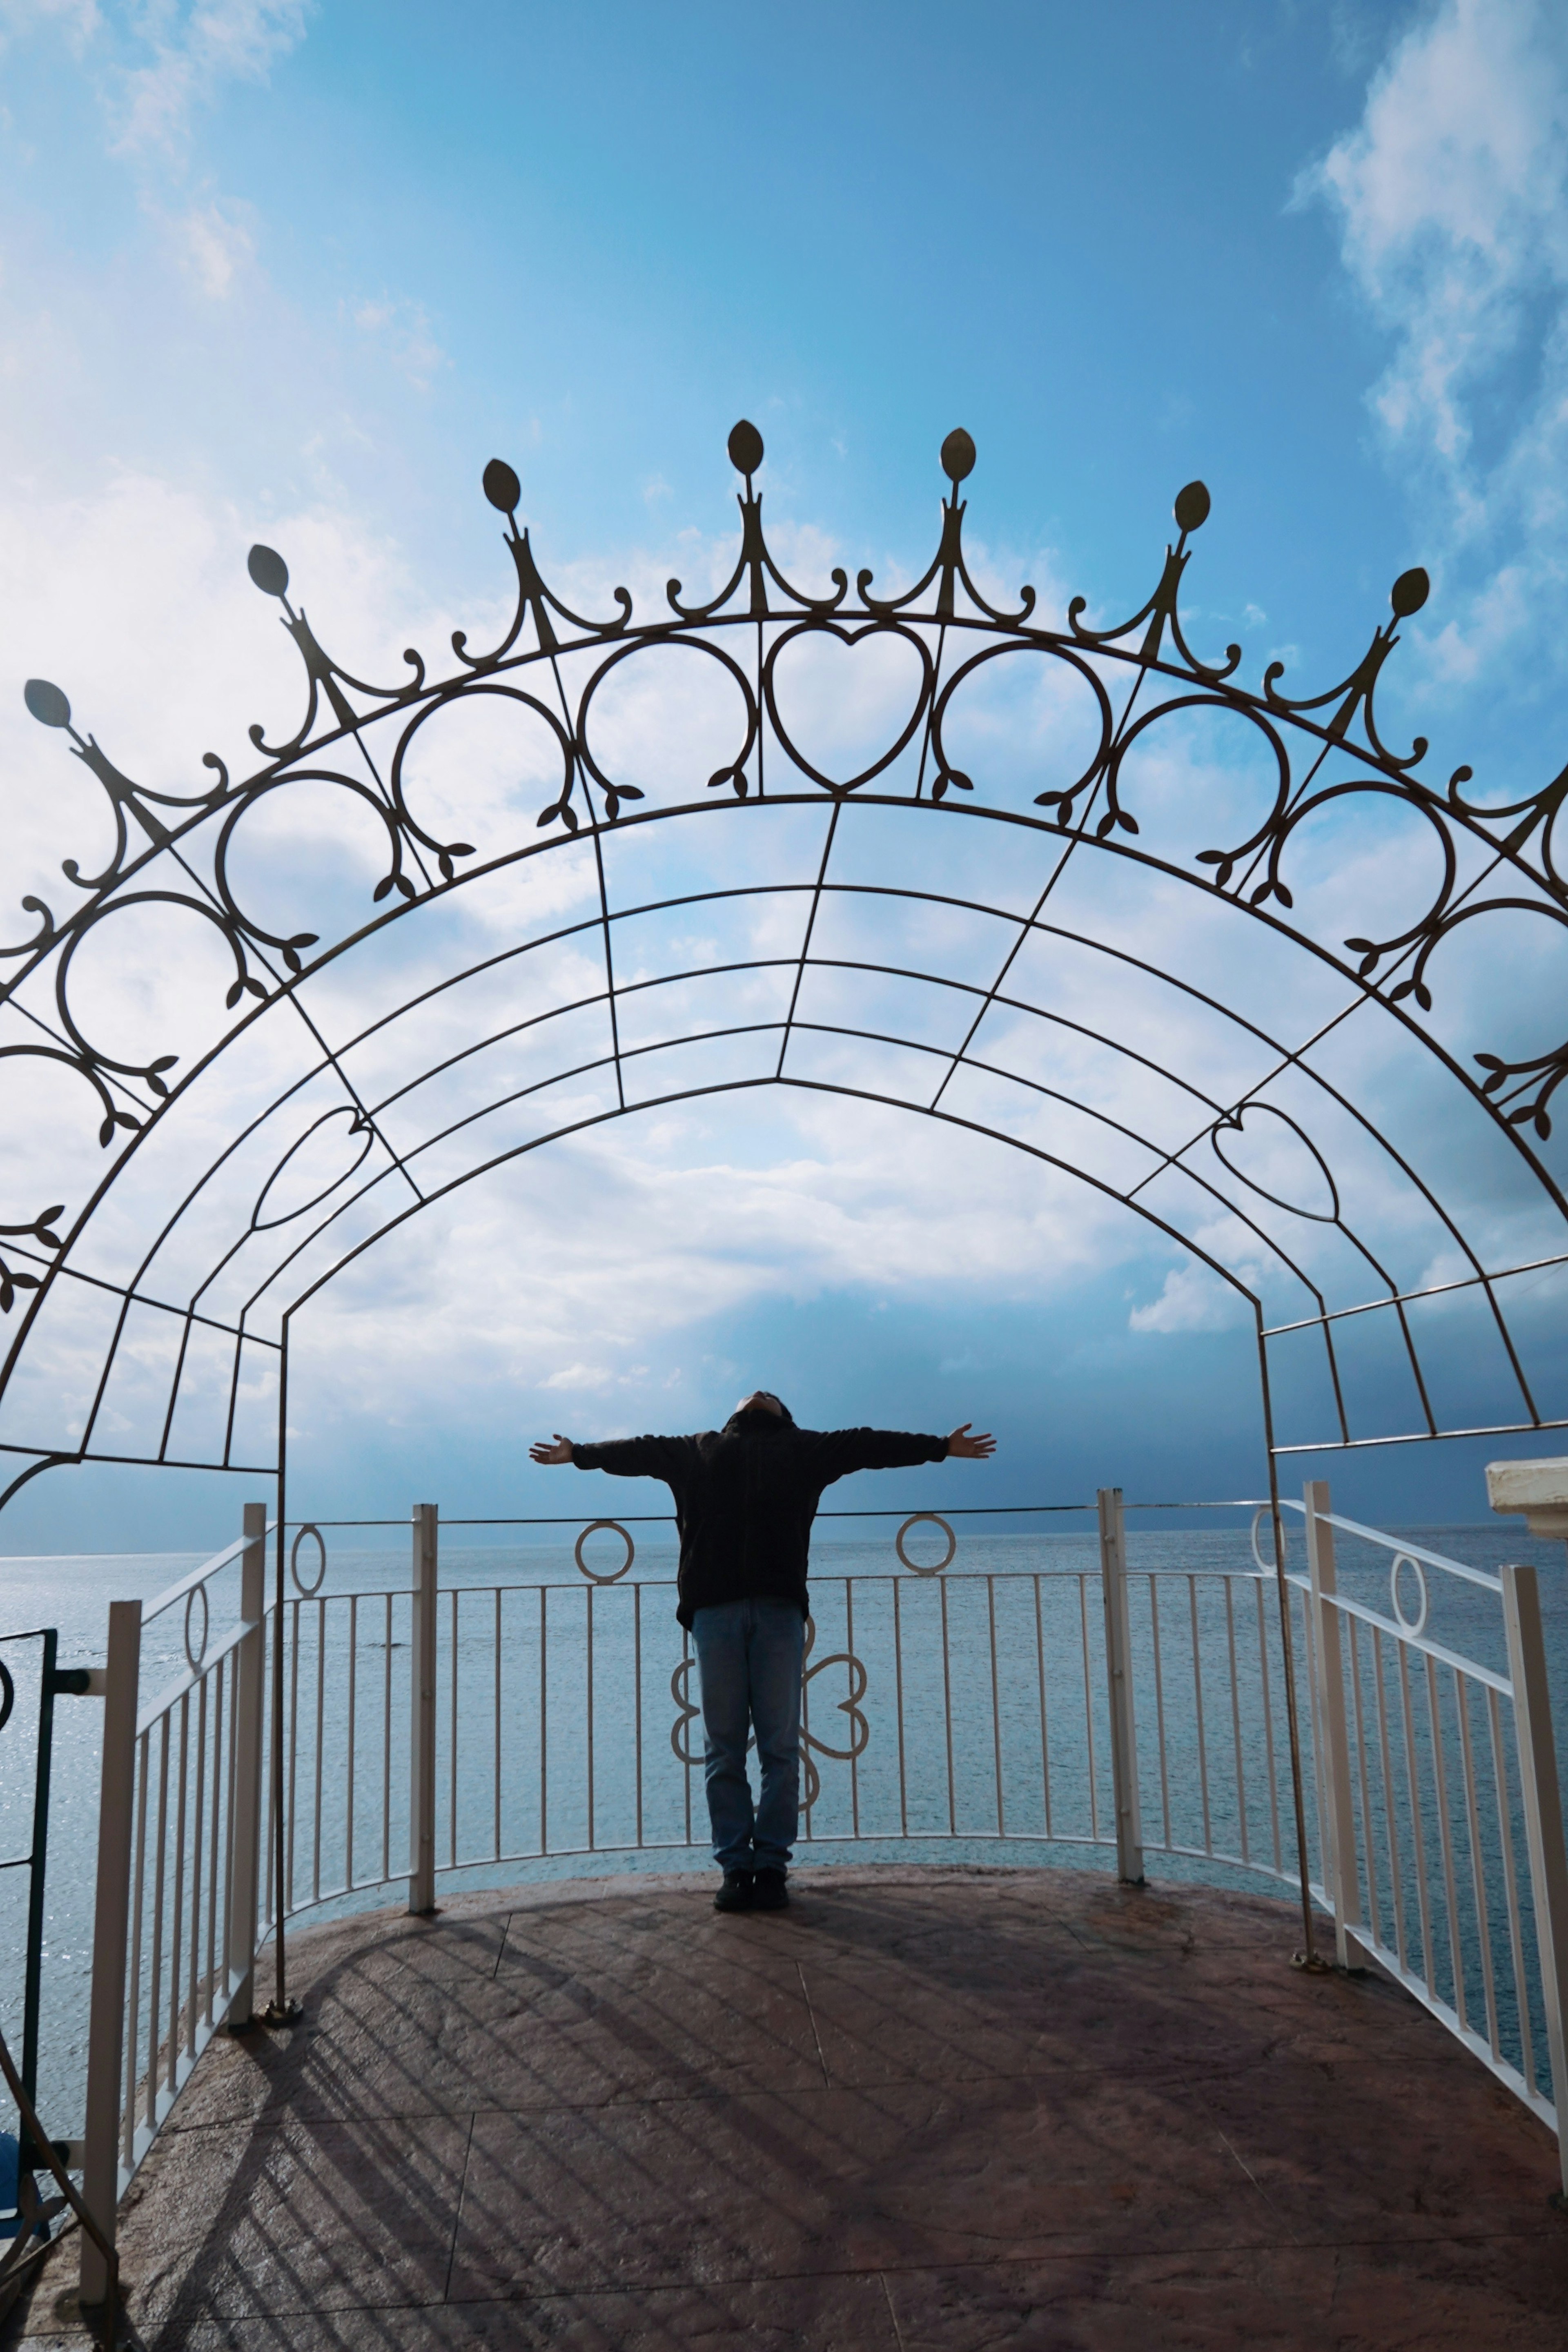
[1210,1103,1340,1224]
[764,620,933,794]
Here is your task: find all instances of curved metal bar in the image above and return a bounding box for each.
[3,425,1565,1505]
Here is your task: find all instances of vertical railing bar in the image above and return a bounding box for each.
[1254,1578,1281,1874]
[189,1675,207,2053]
[1150,1576,1170,1849]
[346,1594,359,1891]
[206,1663,225,2027]
[1079,1576,1099,1841]
[221,1650,237,1996]
[1224,1577,1247,1864]
[680,1617,690,1851]
[167,1696,189,2093]
[940,1574,957,1838]
[312,1595,326,1907]
[1455,1670,1500,2060]
[122,1731,149,2168]
[894,1575,909,1839]
[541,1585,550,1856]
[450,1586,460,1869]
[847,1579,861,1840]
[634,1581,644,1849]
[286,1597,300,1916]
[1348,1616,1381,1949]
[1398,1642,1434,1990]
[262,1624,274,1936]
[586,1583,596,1851]
[1297,1581,1325,1889]
[1189,1576,1211,1855]
[1426,1654,1467,2026]
[146,1715,170,2132]
[1374,1626,1406,1970]
[802,1610,814,1844]
[381,1592,393,1885]
[1033,1575,1052,1839]
[494,1587,503,1862]
[987,1574,1004,1837]
[1487,1683,1537,2097]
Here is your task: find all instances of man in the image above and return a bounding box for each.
[530,1392,996,1912]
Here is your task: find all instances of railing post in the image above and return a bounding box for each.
[409,1503,438,1914]
[225,1502,269,2025]
[1501,1562,1568,2196]
[1303,1480,1363,1970]
[1097,1487,1143,1885]
[78,1597,140,2309]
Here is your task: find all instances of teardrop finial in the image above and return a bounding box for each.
[483,458,521,515]
[941,428,976,484]
[727,419,764,478]
[1174,481,1211,533]
[247,544,290,598]
[1390,566,1429,619]
[24,678,71,729]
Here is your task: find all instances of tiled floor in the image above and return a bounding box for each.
[9,1865,1566,2348]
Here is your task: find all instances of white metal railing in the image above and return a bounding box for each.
[1287,1481,1568,2158]
[71,1480,1568,2294]
[76,1505,272,2304]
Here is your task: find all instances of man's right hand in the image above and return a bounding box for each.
[529,1434,574,1465]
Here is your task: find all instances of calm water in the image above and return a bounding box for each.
[2,1520,1565,2146]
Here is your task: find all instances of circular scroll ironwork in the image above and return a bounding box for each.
[1390,1552,1429,1638]
[896,1512,957,1576]
[183,1581,209,1672]
[575,1519,635,1583]
[290,1523,327,1597]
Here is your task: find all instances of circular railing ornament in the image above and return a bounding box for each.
[291,1523,327,1597]
[575,1519,635,1583]
[183,1581,209,1672]
[0,1657,13,1734]
[895,1512,956,1576]
[1390,1552,1429,1637]
[1251,1507,1286,1575]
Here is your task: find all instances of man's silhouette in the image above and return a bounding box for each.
[531,1392,995,1910]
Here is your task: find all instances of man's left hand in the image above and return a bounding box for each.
[946,1424,996,1458]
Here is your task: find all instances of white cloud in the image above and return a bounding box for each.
[350,296,447,392]
[1299,0,1568,675]
[0,1,100,49]
[1128,1265,1247,1335]
[113,1,311,158]
[161,192,256,296]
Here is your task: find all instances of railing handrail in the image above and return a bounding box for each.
[134,1608,260,1738]
[1279,1499,1503,1594]
[277,1499,1280,1529]
[141,1520,276,1624]
[1284,1569,1514,1696]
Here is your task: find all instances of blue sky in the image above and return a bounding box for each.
[4,0,1568,1550]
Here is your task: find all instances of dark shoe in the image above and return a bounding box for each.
[713,1870,753,1913]
[751,1868,789,1911]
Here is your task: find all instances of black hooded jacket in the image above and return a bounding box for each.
[570,1409,947,1626]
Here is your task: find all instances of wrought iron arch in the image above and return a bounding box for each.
[2,417,1566,1536]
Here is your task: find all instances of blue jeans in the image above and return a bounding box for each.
[690,1598,805,1874]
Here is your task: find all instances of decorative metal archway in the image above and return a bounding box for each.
[2,418,1565,1535]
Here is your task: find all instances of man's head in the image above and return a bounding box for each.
[724,1388,795,1431]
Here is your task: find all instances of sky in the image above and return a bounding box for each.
[3,0,1568,1551]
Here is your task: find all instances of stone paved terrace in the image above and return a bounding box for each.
[8,1865,1568,2349]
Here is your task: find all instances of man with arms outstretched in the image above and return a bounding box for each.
[531,1392,996,1912]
